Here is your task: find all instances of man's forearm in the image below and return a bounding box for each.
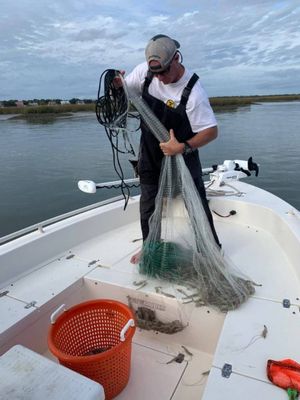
[160,126,218,156]
[186,126,218,149]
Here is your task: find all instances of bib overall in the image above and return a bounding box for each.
[138,72,220,247]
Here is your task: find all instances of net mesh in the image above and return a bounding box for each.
[130,93,255,312]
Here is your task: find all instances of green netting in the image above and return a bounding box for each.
[139,241,194,280]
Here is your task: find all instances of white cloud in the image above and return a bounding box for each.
[148,15,170,26]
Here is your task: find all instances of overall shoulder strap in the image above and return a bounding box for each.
[142,70,154,95]
[180,73,199,107]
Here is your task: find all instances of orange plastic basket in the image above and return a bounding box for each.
[48,299,136,400]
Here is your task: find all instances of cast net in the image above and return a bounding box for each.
[99,70,255,312]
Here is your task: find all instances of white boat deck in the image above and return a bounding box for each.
[1,181,300,399]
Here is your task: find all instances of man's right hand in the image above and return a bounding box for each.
[160,129,185,156]
[113,70,125,88]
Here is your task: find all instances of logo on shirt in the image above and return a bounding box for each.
[166,99,175,108]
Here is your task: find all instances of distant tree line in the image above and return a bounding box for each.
[0,98,96,107]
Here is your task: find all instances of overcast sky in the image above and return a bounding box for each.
[1,0,299,100]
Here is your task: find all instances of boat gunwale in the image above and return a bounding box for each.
[0,195,125,245]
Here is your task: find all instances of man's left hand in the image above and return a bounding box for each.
[159,129,184,156]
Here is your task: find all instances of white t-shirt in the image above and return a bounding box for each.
[125,62,217,133]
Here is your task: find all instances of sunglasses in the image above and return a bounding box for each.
[152,64,172,76]
[150,54,176,76]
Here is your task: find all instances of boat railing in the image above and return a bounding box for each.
[0,195,125,245]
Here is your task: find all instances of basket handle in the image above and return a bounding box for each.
[50,304,66,324]
[120,318,135,341]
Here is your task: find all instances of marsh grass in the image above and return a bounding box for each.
[210,94,300,106]
[1,94,299,117]
[0,103,95,115]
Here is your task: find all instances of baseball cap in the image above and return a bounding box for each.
[145,34,180,73]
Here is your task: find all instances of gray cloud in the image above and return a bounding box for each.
[0,0,299,99]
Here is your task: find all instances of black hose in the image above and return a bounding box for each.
[212,210,237,218]
[95,69,139,209]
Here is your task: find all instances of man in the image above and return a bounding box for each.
[124,34,221,263]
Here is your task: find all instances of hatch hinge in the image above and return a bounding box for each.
[24,301,37,309]
[282,298,291,308]
[222,363,232,378]
[0,290,9,298]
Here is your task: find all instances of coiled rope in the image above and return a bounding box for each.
[96,69,140,208]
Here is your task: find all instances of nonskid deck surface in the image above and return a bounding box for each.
[1,210,299,399]
[202,219,300,399]
[69,214,299,304]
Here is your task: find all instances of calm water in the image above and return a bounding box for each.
[0,102,299,238]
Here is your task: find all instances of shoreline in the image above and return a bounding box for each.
[0,95,299,118]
